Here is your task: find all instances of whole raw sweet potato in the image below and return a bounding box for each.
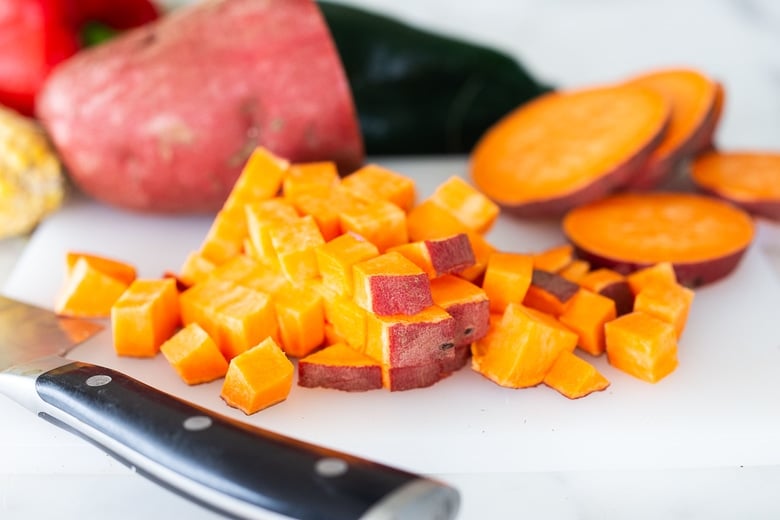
[36,0,363,212]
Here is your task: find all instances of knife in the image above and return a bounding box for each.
[0,294,460,520]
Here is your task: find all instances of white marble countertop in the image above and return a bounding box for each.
[3,1,780,519]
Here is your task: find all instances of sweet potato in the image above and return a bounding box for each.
[470,84,669,216]
[543,350,610,399]
[623,68,722,189]
[36,0,362,212]
[563,192,755,286]
[111,278,180,357]
[604,311,678,383]
[55,258,131,318]
[160,323,229,385]
[298,343,383,392]
[577,268,634,316]
[690,151,780,221]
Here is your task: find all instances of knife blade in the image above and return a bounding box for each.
[0,294,460,520]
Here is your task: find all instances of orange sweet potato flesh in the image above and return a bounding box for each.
[160,323,229,385]
[470,84,670,217]
[220,337,294,415]
[559,288,616,356]
[691,151,780,221]
[56,258,130,318]
[543,350,610,399]
[624,68,721,190]
[111,278,180,357]
[65,252,137,286]
[604,311,678,383]
[563,192,755,287]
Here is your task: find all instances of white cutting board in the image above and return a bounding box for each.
[4,157,780,476]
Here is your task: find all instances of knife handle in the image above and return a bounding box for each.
[30,360,459,520]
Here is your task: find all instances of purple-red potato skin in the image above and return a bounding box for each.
[426,234,476,276]
[440,299,490,348]
[530,269,580,304]
[597,280,635,316]
[696,187,780,221]
[571,246,749,288]
[298,361,383,392]
[383,362,453,392]
[36,0,363,212]
[365,308,457,368]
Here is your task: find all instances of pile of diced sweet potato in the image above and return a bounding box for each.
[54,147,696,415]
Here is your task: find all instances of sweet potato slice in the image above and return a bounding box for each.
[543,350,610,399]
[406,199,470,242]
[220,337,294,415]
[470,84,670,216]
[111,278,180,357]
[690,151,780,221]
[624,68,721,189]
[55,258,131,318]
[558,259,591,283]
[389,233,475,279]
[160,323,229,385]
[430,274,490,347]
[626,262,677,295]
[604,311,678,383]
[563,192,755,286]
[532,244,574,273]
[298,343,382,392]
[472,303,578,388]
[382,361,452,392]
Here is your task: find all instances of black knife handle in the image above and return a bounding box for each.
[35,361,459,520]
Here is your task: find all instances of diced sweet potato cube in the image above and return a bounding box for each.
[160,323,228,385]
[274,286,325,358]
[558,289,617,356]
[223,146,288,209]
[289,186,367,241]
[340,199,408,252]
[245,198,300,264]
[282,161,340,199]
[604,311,678,383]
[481,252,534,313]
[179,250,217,287]
[543,350,610,399]
[471,303,578,388]
[112,278,180,357]
[430,274,490,347]
[341,163,416,211]
[532,244,574,273]
[457,232,497,284]
[627,262,678,295]
[65,252,137,286]
[268,215,325,284]
[180,278,277,360]
[382,361,451,392]
[220,337,294,415]
[298,343,383,392]
[199,206,248,265]
[206,254,288,295]
[559,259,591,283]
[365,305,456,367]
[390,233,475,279]
[55,257,130,318]
[523,269,580,317]
[406,199,470,242]
[352,252,433,316]
[633,280,694,339]
[315,232,379,296]
[429,176,500,234]
[579,268,634,316]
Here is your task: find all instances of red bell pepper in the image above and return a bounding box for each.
[0,0,160,116]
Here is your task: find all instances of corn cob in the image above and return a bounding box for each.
[0,106,64,238]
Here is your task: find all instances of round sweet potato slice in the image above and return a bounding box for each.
[469,84,670,217]
[562,192,755,287]
[690,151,780,221]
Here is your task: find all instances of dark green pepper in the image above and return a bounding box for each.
[318,1,552,155]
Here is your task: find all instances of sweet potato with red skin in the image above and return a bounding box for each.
[382,361,453,392]
[691,151,780,221]
[298,343,383,392]
[470,84,670,217]
[563,192,755,287]
[578,268,634,316]
[522,269,580,316]
[623,68,722,190]
[36,0,362,212]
